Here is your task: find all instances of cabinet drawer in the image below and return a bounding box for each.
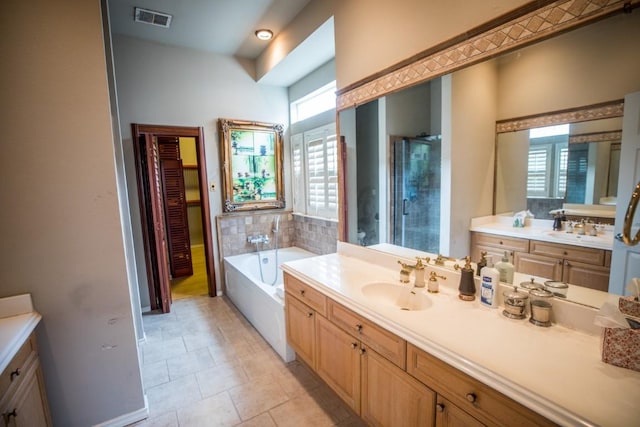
[471,232,529,254]
[529,240,605,265]
[406,344,555,427]
[328,300,406,369]
[284,273,327,316]
[0,333,36,399]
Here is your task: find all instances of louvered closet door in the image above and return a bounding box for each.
[161,158,193,277]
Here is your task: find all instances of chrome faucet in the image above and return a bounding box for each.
[398,257,430,288]
[247,234,270,245]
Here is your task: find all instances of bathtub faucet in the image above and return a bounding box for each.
[247,235,270,245]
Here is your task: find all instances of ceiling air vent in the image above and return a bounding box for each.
[134,7,172,28]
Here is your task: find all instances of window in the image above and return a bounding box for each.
[527,126,569,198]
[290,81,337,124]
[291,123,338,218]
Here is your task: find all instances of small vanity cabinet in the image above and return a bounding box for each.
[0,332,51,427]
[284,273,436,426]
[471,231,611,291]
[284,272,555,427]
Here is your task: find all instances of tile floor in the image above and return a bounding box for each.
[132,295,366,427]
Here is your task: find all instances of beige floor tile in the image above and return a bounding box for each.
[143,336,186,364]
[195,362,249,398]
[146,375,202,417]
[234,412,277,427]
[166,348,215,379]
[176,392,240,427]
[128,411,178,427]
[182,330,225,352]
[141,359,169,389]
[268,394,340,427]
[228,374,289,420]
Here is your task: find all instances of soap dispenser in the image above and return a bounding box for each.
[457,256,476,301]
[494,251,515,284]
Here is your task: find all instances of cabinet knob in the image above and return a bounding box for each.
[466,392,477,403]
[563,251,568,255]
[355,324,363,333]
[436,403,445,413]
[351,342,358,349]
[299,289,305,296]
[499,241,503,245]
[306,312,313,318]
[359,347,367,355]
[10,368,20,381]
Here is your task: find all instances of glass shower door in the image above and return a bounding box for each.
[392,137,441,252]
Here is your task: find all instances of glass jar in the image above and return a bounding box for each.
[502,286,529,319]
[529,288,554,327]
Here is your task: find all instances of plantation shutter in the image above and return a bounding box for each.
[527,147,549,197]
[291,133,305,214]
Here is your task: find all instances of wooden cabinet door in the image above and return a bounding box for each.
[435,396,484,427]
[315,315,361,413]
[161,158,193,278]
[285,294,316,368]
[2,361,51,427]
[562,260,610,292]
[514,252,562,281]
[361,345,436,427]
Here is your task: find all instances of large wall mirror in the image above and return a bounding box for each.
[338,5,640,308]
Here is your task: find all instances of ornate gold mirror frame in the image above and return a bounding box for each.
[218,118,285,212]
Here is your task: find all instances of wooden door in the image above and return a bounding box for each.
[144,135,172,312]
[315,315,361,413]
[611,91,640,295]
[160,159,193,277]
[284,295,316,367]
[361,345,435,427]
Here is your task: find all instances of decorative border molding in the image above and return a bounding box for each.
[569,130,622,144]
[336,0,637,111]
[495,100,624,133]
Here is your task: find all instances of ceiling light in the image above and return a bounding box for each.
[255,29,273,41]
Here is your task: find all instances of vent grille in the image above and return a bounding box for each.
[134,7,172,28]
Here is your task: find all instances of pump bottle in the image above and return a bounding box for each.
[480,256,500,308]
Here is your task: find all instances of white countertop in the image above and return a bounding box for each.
[281,244,640,427]
[0,294,41,374]
[470,215,614,250]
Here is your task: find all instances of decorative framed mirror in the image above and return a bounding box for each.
[218,118,285,212]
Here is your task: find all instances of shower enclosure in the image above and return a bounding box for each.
[391,136,441,253]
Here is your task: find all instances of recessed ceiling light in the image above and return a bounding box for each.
[255,29,273,41]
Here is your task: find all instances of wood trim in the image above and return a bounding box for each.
[336,0,638,111]
[496,99,624,133]
[569,130,622,144]
[132,124,217,307]
[338,135,348,242]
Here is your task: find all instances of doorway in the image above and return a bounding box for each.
[132,124,216,313]
[390,136,441,253]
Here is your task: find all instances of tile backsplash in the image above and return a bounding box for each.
[216,211,338,260]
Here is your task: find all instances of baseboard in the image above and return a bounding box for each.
[141,305,151,313]
[92,395,148,427]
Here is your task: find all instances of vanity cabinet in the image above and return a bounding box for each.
[471,232,610,291]
[406,344,554,427]
[515,240,610,291]
[470,233,529,264]
[284,273,435,426]
[0,333,51,427]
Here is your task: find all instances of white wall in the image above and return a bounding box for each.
[0,1,145,425]
[112,35,290,303]
[333,0,530,89]
[496,11,640,119]
[444,60,499,257]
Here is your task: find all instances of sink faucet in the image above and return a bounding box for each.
[397,257,429,288]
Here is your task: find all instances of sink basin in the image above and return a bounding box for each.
[361,282,431,311]
[541,230,611,244]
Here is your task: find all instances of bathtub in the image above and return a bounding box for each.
[223,246,316,362]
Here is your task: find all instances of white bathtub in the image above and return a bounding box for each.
[223,246,316,362]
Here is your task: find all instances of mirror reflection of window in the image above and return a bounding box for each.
[526,125,569,218]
